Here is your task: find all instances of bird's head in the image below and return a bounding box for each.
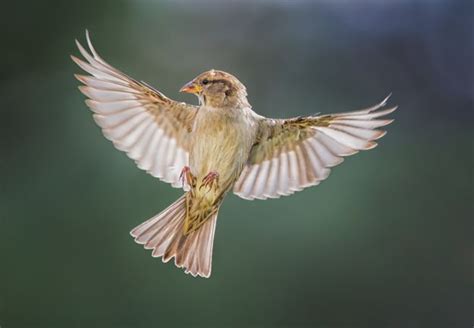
[180,69,248,108]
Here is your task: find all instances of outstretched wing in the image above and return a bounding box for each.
[72,31,198,188]
[234,97,396,200]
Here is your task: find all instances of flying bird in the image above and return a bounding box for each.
[72,31,396,278]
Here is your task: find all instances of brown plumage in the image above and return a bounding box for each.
[72,31,397,278]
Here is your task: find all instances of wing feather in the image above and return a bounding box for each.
[72,31,197,188]
[234,98,396,200]
[278,148,291,196]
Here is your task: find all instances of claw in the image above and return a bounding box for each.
[200,171,219,190]
[179,166,195,187]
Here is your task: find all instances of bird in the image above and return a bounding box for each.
[72,31,396,278]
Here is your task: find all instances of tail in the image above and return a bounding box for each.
[130,195,219,278]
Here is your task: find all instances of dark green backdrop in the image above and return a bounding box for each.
[1,1,472,327]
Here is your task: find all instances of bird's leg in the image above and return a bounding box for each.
[200,171,219,190]
[179,166,196,188]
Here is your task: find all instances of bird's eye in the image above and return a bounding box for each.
[202,79,209,85]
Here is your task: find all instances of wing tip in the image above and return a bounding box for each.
[380,92,392,107]
[365,140,378,150]
[70,54,81,65]
[74,73,86,83]
[372,129,387,140]
[77,85,89,96]
[380,118,395,127]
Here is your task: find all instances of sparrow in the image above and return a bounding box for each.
[72,31,396,278]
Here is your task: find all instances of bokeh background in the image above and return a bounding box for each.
[1,0,472,327]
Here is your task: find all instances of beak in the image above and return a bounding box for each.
[179,80,202,94]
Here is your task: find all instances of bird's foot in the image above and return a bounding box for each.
[200,171,219,190]
[179,166,195,188]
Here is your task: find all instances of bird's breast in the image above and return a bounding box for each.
[189,107,255,188]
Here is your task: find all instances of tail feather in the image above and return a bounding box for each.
[130,195,219,278]
[183,211,218,276]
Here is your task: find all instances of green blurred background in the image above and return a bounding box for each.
[1,0,472,327]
